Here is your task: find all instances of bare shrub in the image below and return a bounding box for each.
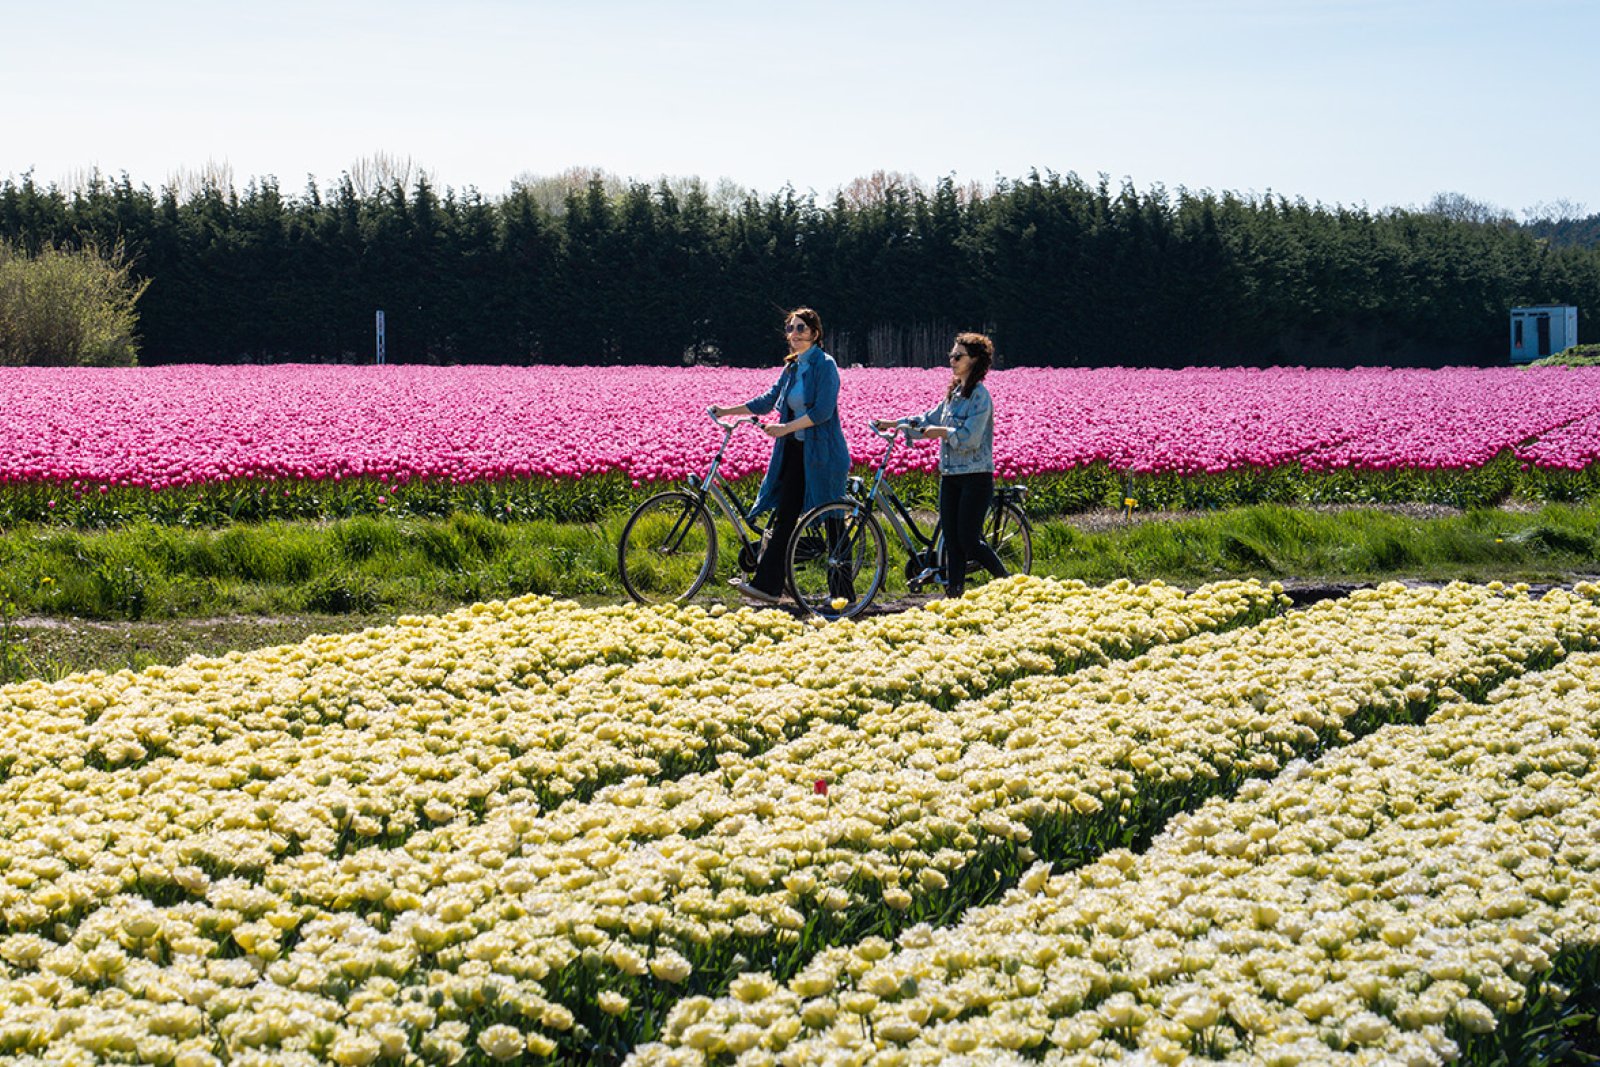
[0,239,150,366]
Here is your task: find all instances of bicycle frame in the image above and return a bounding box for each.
[852,423,1030,587]
[852,425,940,561]
[687,411,767,557]
[781,419,1032,617]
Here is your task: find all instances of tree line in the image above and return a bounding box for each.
[0,168,1595,368]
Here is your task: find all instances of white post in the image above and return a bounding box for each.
[375,309,387,365]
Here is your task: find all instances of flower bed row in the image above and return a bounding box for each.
[9,365,1600,488]
[0,594,806,782]
[8,365,1600,526]
[1,582,1598,1063]
[0,578,1275,825]
[635,647,1600,1065]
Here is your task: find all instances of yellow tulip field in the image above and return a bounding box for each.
[4,577,1600,1065]
[640,642,1600,1067]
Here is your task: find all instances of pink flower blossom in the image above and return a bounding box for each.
[0,364,1595,490]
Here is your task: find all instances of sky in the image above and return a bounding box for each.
[4,0,1597,215]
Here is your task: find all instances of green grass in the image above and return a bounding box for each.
[6,504,1598,622]
[1048,503,1599,585]
[0,605,398,683]
[1529,343,1600,367]
[1,511,622,621]
[2,501,1598,683]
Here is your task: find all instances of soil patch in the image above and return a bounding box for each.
[1064,501,1512,534]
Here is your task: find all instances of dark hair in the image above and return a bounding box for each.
[785,307,824,344]
[947,331,994,399]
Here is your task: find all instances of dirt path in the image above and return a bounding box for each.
[1060,500,1545,534]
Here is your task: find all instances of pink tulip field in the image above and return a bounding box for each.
[3,363,1600,523]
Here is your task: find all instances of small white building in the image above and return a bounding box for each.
[1510,304,1578,362]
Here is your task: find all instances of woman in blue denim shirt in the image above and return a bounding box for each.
[874,332,1007,598]
[710,307,850,603]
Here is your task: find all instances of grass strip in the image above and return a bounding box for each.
[0,491,1594,692]
[0,512,622,623]
[5,500,1600,638]
[1037,500,1600,587]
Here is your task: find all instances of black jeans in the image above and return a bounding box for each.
[751,437,805,595]
[940,471,1008,597]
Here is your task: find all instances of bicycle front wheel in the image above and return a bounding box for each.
[988,499,1033,577]
[618,491,718,604]
[787,502,887,620]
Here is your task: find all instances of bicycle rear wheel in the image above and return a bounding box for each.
[987,500,1033,577]
[786,502,886,620]
[618,491,718,604]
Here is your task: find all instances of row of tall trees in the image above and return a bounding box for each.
[0,168,1595,367]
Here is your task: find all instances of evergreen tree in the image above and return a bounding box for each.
[0,167,1594,368]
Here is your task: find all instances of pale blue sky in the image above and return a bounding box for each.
[4,0,1596,213]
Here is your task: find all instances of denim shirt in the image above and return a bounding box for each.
[907,381,994,475]
[784,380,808,441]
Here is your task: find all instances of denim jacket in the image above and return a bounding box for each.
[744,345,850,516]
[906,382,994,475]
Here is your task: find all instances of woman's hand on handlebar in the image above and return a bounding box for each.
[709,406,760,431]
[709,405,751,425]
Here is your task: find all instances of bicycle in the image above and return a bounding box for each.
[785,421,1032,620]
[617,409,780,605]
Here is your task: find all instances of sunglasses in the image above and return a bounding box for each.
[784,323,810,335]
[949,350,970,361]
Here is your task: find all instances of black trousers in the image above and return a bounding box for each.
[752,437,853,601]
[752,437,806,595]
[940,471,1008,597]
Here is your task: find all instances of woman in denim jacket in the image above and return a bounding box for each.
[710,307,849,603]
[874,332,1007,598]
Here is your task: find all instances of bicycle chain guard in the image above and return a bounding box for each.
[903,549,941,589]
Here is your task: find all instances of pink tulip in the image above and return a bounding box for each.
[0,364,1596,491]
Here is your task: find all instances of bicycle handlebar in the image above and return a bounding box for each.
[869,419,916,442]
[707,407,761,432]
